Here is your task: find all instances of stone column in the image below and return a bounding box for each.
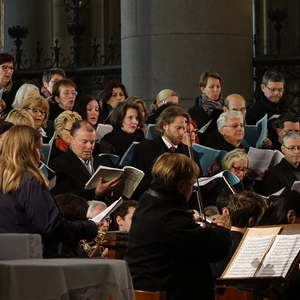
[121,0,253,108]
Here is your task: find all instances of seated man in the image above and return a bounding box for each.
[269,113,300,150]
[246,70,285,125]
[50,120,121,201]
[114,200,137,232]
[223,93,247,119]
[212,191,267,279]
[263,131,300,195]
[41,68,65,100]
[86,200,110,232]
[205,110,246,151]
[132,105,199,197]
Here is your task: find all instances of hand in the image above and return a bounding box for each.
[95,176,122,196]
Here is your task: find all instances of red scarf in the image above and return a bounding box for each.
[55,138,69,152]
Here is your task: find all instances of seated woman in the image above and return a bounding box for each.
[5,108,35,127]
[182,120,199,146]
[99,80,127,124]
[126,153,231,300]
[102,101,145,157]
[21,96,51,143]
[12,83,40,109]
[188,71,223,130]
[0,125,98,257]
[50,110,82,161]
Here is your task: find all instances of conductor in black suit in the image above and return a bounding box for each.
[50,120,120,201]
[132,105,199,197]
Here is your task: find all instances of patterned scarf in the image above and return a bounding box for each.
[199,93,224,116]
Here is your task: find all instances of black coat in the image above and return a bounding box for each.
[50,150,109,200]
[246,93,282,125]
[262,158,300,195]
[132,137,199,198]
[126,184,232,300]
[0,173,97,256]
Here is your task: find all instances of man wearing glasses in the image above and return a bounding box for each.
[263,131,300,195]
[246,70,285,125]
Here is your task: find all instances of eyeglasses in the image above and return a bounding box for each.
[232,166,248,172]
[26,107,47,115]
[224,123,244,129]
[61,91,78,97]
[283,145,300,151]
[101,217,112,224]
[265,86,284,93]
[0,65,14,71]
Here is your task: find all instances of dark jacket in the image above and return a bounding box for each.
[262,158,300,195]
[0,173,97,257]
[102,127,145,157]
[246,93,282,125]
[126,184,232,300]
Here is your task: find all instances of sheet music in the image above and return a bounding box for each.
[223,235,276,278]
[195,171,239,187]
[198,119,212,133]
[248,147,275,174]
[256,234,300,278]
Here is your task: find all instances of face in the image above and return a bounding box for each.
[0,62,14,88]
[163,116,187,145]
[122,108,139,134]
[117,207,136,232]
[278,122,300,140]
[201,77,221,101]
[281,137,300,167]
[25,106,47,129]
[183,123,197,146]
[86,99,100,126]
[45,74,64,94]
[261,81,284,103]
[56,85,77,110]
[70,127,96,160]
[229,159,248,181]
[220,117,244,146]
[225,97,247,118]
[107,87,125,108]
[58,120,73,144]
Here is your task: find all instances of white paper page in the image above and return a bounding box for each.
[257,234,300,278]
[96,124,113,140]
[248,147,274,174]
[91,197,123,223]
[198,119,212,133]
[223,235,276,278]
[270,187,286,196]
[195,171,227,186]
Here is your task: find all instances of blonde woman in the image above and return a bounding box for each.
[12,83,40,109]
[50,110,82,160]
[21,96,50,142]
[5,108,35,127]
[0,125,97,256]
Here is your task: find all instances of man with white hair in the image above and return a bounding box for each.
[263,131,300,195]
[205,111,245,151]
[86,200,110,232]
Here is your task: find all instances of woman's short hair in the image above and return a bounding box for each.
[152,153,199,189]
[0,125,47,193]
[21,96,50,128]
[199,71,222,89]
[222,148,249,170]
[73,94,100,121]
[156,89,177,106]
[5,108,35,127]
[110,101,144,128]
[127,97,149,121]
[52,79,77,98]
[12,83,40,109]
[0,53,15,67]
[156,105,190,136]
[101,80,128,104]
[54,110,82,133]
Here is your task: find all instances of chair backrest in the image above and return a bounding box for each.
[146,124,157,140]
[134,290,167,300]
[119,142,140,166]
[41,144,51,165]
[98,153,120,166]
[0,233,43,259]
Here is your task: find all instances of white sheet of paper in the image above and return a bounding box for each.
[223,235,276,278]
[257,234,300,278]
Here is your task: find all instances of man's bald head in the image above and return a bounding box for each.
[224,94,247,118]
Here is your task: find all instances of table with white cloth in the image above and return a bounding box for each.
[0,258,135,300]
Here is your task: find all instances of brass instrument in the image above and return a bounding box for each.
[81,230,107,257]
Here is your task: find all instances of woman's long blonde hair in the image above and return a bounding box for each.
[0,125,48,193]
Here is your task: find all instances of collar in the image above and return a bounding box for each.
[161,136,178,149]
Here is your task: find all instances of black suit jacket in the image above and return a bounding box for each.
[50,150,103,200]
[132,137,199,198]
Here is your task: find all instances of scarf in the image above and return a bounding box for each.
[199,94,224,116]
[55,137,70,152]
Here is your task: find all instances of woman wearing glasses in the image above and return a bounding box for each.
[21,96,50,142]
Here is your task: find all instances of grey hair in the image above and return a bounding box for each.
[86,200,107,219]
[282,131,300,145]
[217,111,243,130]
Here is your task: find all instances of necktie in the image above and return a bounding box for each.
[169,146,176,153]
[84,159,92,174]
